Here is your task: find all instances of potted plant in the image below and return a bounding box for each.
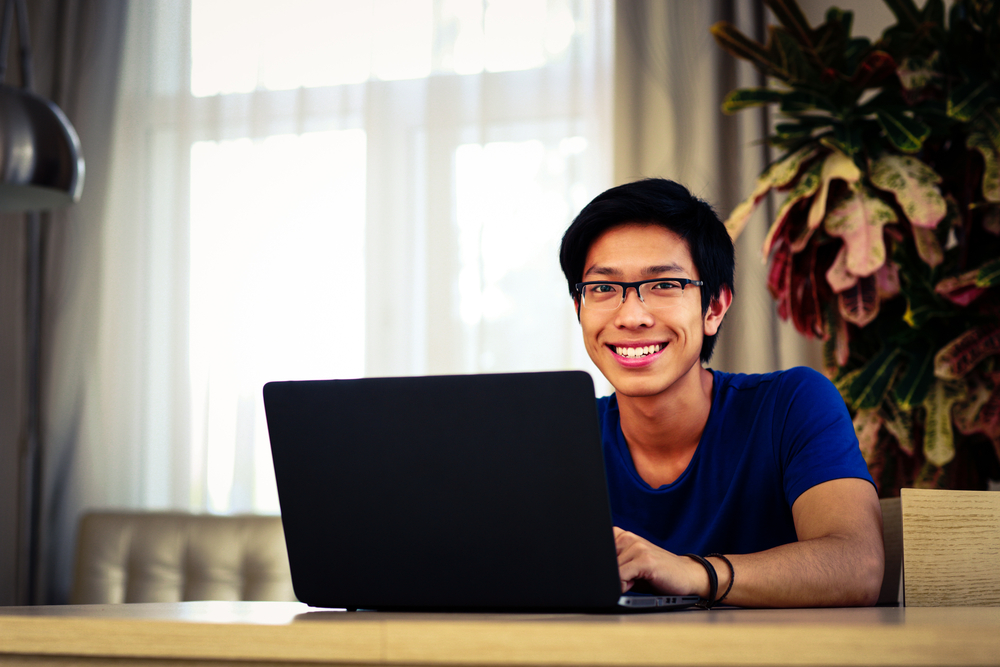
[712,0,1000,495]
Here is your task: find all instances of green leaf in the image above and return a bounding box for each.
[892,344,936,409]
[775,123,815,141]
[875,109,931,153]
[770,27,820,84]
[947,80,994,122]
[934,324,1000,380]
[901,283,950,328]
[827,123,865,158]
[921,0,945,26]
[869,154,947,228]
[764,0,814,48]
[780,90,836,113]
[848,346,904,409]
[711,22,773,71]
[722,87,786,113]
[823,183,897,277]
[977,257,1000,287]
[883,0,921,30]
[813,9,851,65]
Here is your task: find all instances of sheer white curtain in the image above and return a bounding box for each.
[56,0,612,541]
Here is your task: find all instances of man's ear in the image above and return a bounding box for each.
[703,285,732,336]
[573,297,581,322]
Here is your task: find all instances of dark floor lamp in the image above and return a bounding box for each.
[1,0,84,605]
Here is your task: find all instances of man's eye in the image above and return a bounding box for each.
[592,284,617,293]
[650,281,681,290]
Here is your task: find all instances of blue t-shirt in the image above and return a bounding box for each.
[597,366,873,556]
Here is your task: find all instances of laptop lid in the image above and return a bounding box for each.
[263,370,684,611]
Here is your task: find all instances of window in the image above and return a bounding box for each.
[127,0,611,513]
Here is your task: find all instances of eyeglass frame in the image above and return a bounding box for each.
[574,278,705,310]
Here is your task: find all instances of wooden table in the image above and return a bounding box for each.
[2,601,1000,667]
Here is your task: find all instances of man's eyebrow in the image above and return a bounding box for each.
[643,263,688,276]
[583,265,622,278]
[583,263,690,279]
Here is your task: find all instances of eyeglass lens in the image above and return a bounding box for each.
[582,280,689,310]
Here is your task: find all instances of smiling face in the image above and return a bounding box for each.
[578,223,726,400]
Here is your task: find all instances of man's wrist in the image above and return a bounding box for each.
[707,554,734,604]
[683,554,718,606]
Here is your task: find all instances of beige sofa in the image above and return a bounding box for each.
[71,501,902,606]
[71,511,296,604]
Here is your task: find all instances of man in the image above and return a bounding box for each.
[559,178,884,607]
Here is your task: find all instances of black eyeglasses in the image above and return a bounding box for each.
[575,278,704,310]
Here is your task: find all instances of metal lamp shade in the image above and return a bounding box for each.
[0,84,84,211]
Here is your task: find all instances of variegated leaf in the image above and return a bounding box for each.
[876,261,901,299]
[897,55,939,93]
[725,145,821,240]
[881,395,916,455]
[935,267,988,306]
[790,150,862,252]
[934,324,1000,380]
[853,408,883,463]
[835,315,850,368]
[838,274,879,327]
[975,387,1000,443]
[922,380,962,467]
[953,371,999,437]
[967,131,1000,203]
[985,208,1000,235]
[869,154,947,228]
[912,226,943,267]
[825,243,858,293]
[977,258,1000,287]
[823,183,897,277]
[762,161,823,258]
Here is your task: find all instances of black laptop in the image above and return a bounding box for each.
[263,370,698,612]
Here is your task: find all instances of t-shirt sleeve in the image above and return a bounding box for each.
[774,367,874,507]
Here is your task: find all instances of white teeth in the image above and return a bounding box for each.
[615,344,663,358]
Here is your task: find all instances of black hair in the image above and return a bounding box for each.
[558,178,735,363]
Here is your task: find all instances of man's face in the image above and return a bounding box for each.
[578,223,722,399]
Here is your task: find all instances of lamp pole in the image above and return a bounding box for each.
[16,209,41,605]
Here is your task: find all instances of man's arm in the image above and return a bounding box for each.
[615,478,884,607]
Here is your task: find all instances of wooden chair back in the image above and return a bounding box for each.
[901,488,1000,606]
[878,497,902,606]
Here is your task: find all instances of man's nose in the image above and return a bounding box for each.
[615,286,653,324]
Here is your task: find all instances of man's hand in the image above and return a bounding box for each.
[614,527,716,597]
[613,478,884,607]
